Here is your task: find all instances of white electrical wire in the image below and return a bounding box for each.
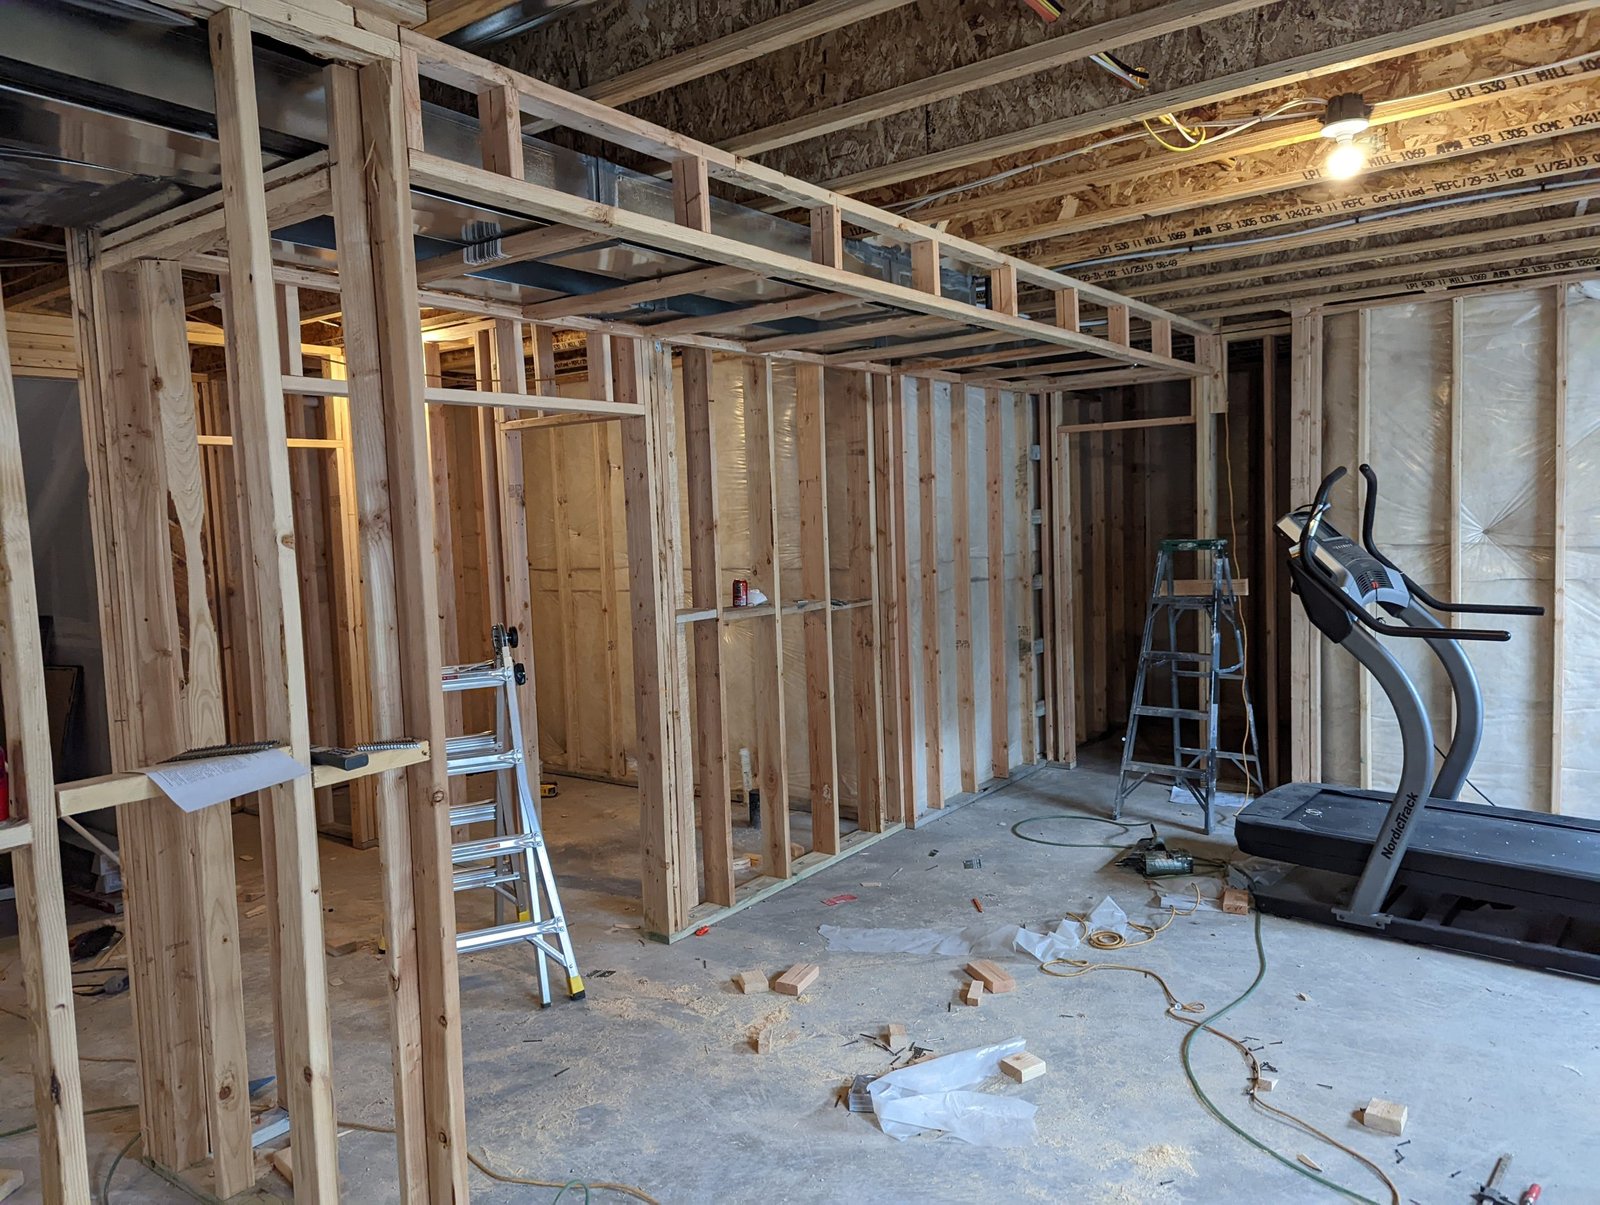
[894,99,1323,215]
[891,49,1599,219]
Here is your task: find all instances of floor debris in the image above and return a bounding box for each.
[965,959,1017,994]
[733,970,769,994]
[772,963,819,997]
[1000,1052,1046,1083]
[1361,1097,1408,1136]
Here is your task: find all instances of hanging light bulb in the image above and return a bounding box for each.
[1325,136,1368,180]
[1320,92,1373,180]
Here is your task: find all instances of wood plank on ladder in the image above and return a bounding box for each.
[0,287,91,1203]
[210,10,338,1196]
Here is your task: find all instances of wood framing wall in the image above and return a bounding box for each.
[0,0,1203,1194]
[1033,333,1284,787]
[896,379,1038,809]
[1298,280,1600,818]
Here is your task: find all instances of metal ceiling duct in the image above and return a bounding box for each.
[0,0,977,323]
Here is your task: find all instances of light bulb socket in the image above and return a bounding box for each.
[1321,92,1372,141]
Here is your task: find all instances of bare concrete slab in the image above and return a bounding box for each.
[1,751,1593,1201]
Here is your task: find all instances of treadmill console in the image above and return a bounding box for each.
[1278,511,1409,611]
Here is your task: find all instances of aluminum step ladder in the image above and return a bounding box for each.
[1113,538,1261,834]
[444,624,583,1006]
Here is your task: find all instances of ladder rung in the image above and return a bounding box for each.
[457,918,568,955]
[450,801,499,827]
[1144,651,1213,664]
[441,664,511,692]
[449,751,520,777]
[452,832,542,865]
[453,867,525,892]
[1123,760,1211,778]
[1131,706,1209,720]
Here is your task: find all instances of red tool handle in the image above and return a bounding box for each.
[1520,1185,1541,1205]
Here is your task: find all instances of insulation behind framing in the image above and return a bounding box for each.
[1318,285,1591,815]
[526,356,1034,821]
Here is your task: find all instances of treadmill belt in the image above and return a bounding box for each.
[1236,783,1600,916]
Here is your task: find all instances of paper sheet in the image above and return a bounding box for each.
[141,749,308,813]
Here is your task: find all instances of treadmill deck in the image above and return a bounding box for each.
[1236,783,1600,916]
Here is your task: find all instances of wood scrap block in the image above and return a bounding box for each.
[962,980,984,1007]
[753,1026,775,1054]
[1221,887,1251,915]
[1360,1098,1407,1136]
[1000,1052,1046,1083]
[733,970,769,994]
[1254,1075,1278,1093]
[772,963,819,997]
[0,1169,23,1202]
[324,936,364,957]
[269,1146,294,1185]
[964,959,1016,994]
[884,1023,907,1044]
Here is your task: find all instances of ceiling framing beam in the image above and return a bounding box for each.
[535,0,917,119]
[1181,231,1600,313]
[924,16,1599,235]
[1128,211,1600,301]
[818,0,1599,198]
[1033,133,1600,267]
[980,77,1600,250]
[722,0,1276,156]
[1069,177,1600,285]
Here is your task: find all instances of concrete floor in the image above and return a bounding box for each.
[1,750,1596,1202]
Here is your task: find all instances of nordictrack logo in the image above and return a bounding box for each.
[1379,792,1420,859]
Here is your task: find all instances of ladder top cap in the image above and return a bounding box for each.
[1161,538,1228,552]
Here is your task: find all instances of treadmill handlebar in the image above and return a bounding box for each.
[1357,465,1545,619]
[1297,467,1512,643]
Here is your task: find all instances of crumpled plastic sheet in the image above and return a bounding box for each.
[820,896,1165,961]
[867,1037,1037,1146]
[819,918,1081,961]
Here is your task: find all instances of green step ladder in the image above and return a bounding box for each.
[1113,539,1261,834]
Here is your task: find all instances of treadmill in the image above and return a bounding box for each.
[1235,464,1600,978]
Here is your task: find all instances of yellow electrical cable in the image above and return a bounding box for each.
[1064,889,1196,950]
[1143,115,1211,152]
